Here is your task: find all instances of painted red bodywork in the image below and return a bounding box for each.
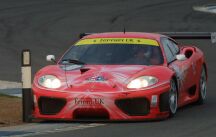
[32,32,207,120]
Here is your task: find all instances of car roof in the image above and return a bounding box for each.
[83,32,163,41]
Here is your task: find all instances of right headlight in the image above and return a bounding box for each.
[127,76,158,89]
[38,75,61,89]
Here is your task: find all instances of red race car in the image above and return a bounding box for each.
[32,32,209,121]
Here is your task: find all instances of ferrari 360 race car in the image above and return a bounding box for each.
[32,32,208,121]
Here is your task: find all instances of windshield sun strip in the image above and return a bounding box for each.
[75,38,159,46]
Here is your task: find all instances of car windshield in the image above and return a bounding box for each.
[60,44,163,65]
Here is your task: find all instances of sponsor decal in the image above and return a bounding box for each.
[75,38,159,46]
[74,98,104,105]
[86,76,106,82]
[192,61,197,75]
[170,64,189,91]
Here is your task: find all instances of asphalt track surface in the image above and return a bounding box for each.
[0,0,216,137]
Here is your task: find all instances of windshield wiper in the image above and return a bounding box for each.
[61,59,85,65]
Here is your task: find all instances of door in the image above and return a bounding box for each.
[161,38,195,104]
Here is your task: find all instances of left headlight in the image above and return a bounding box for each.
[38,75,61,89]
[127,76,158,89]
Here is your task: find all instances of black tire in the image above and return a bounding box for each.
[169,79,178,117]
[196,66,207,105]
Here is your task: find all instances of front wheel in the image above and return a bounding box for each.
[169,79,178,117]
[196,67,207,105]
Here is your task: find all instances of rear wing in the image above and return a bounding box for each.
[79,32,216,43]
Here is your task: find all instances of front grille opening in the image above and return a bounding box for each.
[38,97,66,115]
[115,97,150,116]
[73,108,109,120]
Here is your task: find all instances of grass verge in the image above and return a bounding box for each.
[0,93,23,127]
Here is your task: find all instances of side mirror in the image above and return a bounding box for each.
[46,55,56,63]
[176,54,187,61]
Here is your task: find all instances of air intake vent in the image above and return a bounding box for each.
[38,97,66,115]
[73,108,109,120]
[115,97,150,116]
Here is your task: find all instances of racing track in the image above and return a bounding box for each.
[0,0,216,137]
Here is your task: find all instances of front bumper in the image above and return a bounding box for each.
[32,82,170,121]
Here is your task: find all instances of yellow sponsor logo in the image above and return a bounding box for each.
[75,38,159,46]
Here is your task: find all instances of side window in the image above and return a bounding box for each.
[161,38,175,63]
[167,39,179,55]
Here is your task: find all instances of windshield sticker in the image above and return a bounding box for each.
[75,38,159,46]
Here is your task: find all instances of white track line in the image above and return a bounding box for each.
[0,80,21,89]
[0,80,22,97]
[0,123,105,137]
[193,5,216,14]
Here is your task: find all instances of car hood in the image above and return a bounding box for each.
[35,65,151,92]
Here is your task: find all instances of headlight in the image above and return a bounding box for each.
[38,75,61,89]
[127,76,158,89]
